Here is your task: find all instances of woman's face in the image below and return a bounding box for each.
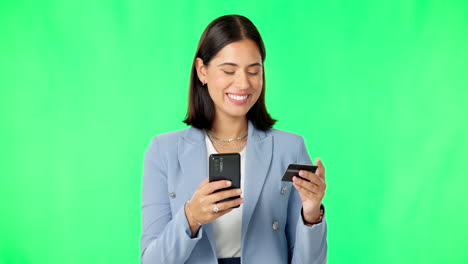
[196,39,263,121]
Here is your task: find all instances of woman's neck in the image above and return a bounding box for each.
[208,115,248,140]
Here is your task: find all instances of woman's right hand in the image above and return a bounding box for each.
[184,177,244,236]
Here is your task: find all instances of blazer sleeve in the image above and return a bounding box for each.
[286,136,328,264]
[140,136,203,264]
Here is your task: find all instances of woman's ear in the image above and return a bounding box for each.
[195,57,207,84]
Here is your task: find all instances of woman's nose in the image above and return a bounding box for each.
[235,72,250,90]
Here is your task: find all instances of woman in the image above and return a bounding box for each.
[141,14,327,264]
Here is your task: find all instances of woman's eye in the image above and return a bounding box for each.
[222,70,259,75]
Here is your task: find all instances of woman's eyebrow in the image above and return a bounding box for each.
[217,62,262,67]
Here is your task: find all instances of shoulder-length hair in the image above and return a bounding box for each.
[183,14,277,131]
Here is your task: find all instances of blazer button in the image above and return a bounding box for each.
[168,192,176,198]
[272,221,279,231]
[280,187,287,195]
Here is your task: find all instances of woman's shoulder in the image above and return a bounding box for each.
[147,128,192,149]
[265,128,310,158]
[262,128,307,153]
[152,128,189,141]
[266,127,305,142]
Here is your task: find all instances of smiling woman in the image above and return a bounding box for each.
[140,14,327,264]
[183,15,275,132]
[195,39,264,122]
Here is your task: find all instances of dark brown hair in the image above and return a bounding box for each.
[183,14,277,131]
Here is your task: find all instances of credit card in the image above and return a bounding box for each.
[281,164,318,182]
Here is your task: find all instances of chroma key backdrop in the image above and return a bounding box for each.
[1,0,467,263]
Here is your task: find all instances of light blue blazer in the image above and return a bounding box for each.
[141,121,327,264]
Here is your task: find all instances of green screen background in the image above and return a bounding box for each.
[1,0,467,263]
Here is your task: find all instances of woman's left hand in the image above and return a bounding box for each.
[292,158,326,224]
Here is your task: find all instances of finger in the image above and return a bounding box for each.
[201,180,232,195]
[214,208,233,218]
[316,158,325,181]
[216,197,244,211]
[208,188,242,204]
[293,176,321,195]
[293,180,321,200]
[293,176,323,194]
[298,170,323,187]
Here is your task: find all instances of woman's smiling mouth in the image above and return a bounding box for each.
[226,93,250,104]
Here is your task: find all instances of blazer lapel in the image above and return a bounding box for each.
[241,121,273,246]
[178,126,217,257]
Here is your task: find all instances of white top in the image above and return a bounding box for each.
[205,134,245,258]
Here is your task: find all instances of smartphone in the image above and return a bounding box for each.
[209,153,241,208]
[281,163,318,182]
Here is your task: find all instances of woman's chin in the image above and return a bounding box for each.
[221,109,250,119]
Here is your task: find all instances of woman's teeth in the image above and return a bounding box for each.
[227,94,248,100]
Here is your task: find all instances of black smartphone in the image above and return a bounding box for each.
[281,163,318,182]
[209,153,241,208]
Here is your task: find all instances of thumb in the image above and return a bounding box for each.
[316,158,325,181]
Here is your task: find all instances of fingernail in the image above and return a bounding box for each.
[299,170,304,176]
[226,181,232,187]
[293,176,298,182]
[237,189,242,194]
